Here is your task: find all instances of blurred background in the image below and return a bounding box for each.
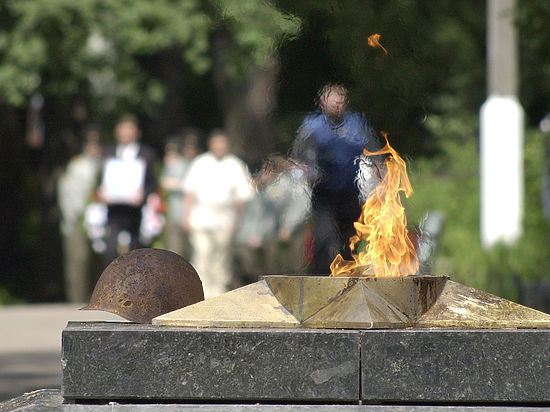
[2,0,550,310]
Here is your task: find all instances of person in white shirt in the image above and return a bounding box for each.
[182,130,253,299]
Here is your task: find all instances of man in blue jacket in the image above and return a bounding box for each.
[291,84,382,274]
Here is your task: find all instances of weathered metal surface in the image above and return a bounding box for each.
[154,275,550,329]
[82,248,204,323]
[416,279,550,329]
[154,276,438,329]
[153,279,299,328]
[265,276,356,322]
[265,275,445,329]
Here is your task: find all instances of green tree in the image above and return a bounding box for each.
[517,0,550,124]
[3,0,550,303]
[0,0,299,120]
[0,0,300,301]
[276,0,486,156]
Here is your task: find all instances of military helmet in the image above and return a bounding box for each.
[82,248,204,323]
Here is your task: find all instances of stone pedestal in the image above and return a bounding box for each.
[362,329,550,403]
[62,322,550,404]
[62,322,359,402]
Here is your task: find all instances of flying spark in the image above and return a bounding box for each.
[367,33,388,55]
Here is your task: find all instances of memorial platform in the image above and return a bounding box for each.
[62,322,550,404]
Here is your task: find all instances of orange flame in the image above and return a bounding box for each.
[367,33,388,55]
[330,133,418,277]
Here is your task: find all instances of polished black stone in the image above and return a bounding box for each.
[62,323,550,404]
[62,322,359,402]
[361,329,550,403]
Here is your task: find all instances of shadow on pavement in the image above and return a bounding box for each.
[0,352,60,402]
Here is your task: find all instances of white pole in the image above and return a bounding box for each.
[480,0,523,248]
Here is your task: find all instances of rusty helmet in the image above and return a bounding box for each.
[82,248,204,323]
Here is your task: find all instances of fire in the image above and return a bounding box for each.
[330,133,418,277]
[367,33,388,55]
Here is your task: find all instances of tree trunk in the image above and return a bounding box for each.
[140,48,189,149]
[212,33,279,171]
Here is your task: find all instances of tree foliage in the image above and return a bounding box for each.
[3,0,550,303]
[0,0,300,302]
[517,0,550,124]
[0,0,300,115]
[276,0,486,156]
[409,116,550,301]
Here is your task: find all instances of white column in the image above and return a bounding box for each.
[480,0,523,248]
[480,96,523,247]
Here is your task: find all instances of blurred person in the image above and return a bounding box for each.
[57,127,102,302]
[241,156,311,274]
[96,114,157,267]
[232,185,265,286]
[291,84,382,274]
[233,156,311,285]
[182,130,253,298]
[260,157,312,275]
[160,130,199,259]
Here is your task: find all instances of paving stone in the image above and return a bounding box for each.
[5,389,550,411]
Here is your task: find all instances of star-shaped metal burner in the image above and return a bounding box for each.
[153,275,550,329]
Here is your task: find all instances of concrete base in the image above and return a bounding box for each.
[7,389,550,411]
[62,322,550,404]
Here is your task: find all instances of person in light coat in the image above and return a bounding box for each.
[182,130,252,299]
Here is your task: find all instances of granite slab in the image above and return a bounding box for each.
[62,323,550,404]
[361,329,550,403]
[62,322,359,402]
